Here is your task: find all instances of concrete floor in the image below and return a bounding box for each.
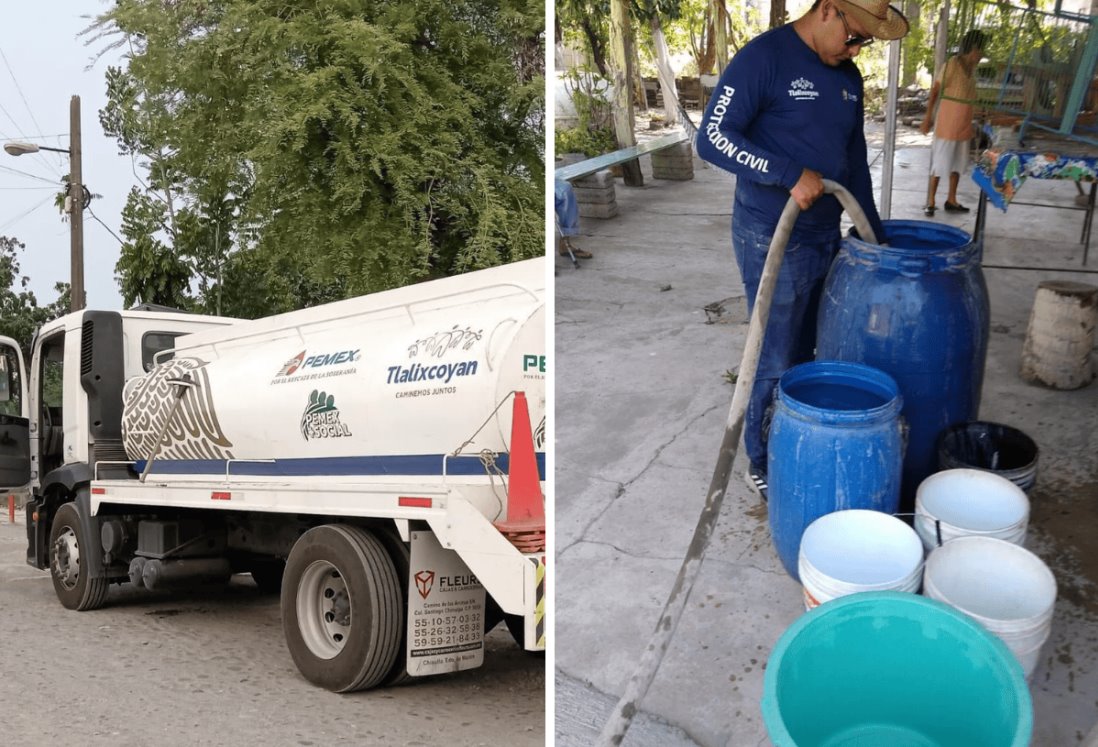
[554,121,1098,746]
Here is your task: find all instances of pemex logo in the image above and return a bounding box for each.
[300,390,352,440]
[277,351,306,377]
[414,570,435,599]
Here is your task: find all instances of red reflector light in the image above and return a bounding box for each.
[91,488,106,495]
[211,492,231,501]
[398,496,432,508]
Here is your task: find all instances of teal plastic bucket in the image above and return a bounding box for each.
[762,592,1032,747]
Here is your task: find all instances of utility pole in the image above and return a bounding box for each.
[69,95,85,312]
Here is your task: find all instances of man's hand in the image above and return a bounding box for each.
[790,168,825,211]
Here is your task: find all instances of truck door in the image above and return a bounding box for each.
[0,336,30,489]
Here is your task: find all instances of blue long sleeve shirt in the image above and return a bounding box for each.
[696,25,884,241]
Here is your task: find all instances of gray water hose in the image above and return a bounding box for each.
[596,181,877,746]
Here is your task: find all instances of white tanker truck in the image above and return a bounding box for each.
[0,257,546,691]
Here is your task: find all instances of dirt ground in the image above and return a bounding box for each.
[0,519,544,747]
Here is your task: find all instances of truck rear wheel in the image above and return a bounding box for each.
[281,525,401,692]
[49,502,109,611]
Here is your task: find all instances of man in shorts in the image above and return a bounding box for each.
[921,29,988,216]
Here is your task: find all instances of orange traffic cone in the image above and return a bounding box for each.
[494,391,545,553]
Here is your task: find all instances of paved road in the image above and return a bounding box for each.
[0,519,544,747]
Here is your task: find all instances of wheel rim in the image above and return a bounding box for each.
[296,559,352,660]
[52,525,80,590]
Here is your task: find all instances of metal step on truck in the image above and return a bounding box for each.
[0,257,547,691]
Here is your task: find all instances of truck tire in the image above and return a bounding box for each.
[49,502,109,611]
[281,524,401,692]
[373,530,414,686]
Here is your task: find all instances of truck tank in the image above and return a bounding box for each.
[120,258,546,520]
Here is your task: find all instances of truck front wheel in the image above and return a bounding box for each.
[49,502,109,611]
[281,525,401,692]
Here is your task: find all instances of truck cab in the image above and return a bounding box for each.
[0,309,238,567]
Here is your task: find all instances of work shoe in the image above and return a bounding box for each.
[943,201,969,213]
[559,238,593,259]
[745,463,769,502]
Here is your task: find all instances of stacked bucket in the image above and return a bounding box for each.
[762,220,1053,744]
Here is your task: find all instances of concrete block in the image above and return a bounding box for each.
[579,201,619,219]
[1020,280,1098,389]
[652,164,695,181]
[651,143,695,181]
[575,170,615,188]
[573,185,617,205]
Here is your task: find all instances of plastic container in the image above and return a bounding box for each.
[914,468,1030,551]
[768,362,905,581]
[938,421,1039,493]
[817,220,990,512]
[762,592,1033,747]
[798,510,923,610]
[923,536,1057,679]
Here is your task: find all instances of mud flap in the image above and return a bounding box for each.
[406,530,485,676]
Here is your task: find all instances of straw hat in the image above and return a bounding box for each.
[834,0,910,40]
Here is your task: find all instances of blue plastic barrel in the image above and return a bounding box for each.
[768,361,904,581]
[816,220,990,511]
[762,592,1033,747]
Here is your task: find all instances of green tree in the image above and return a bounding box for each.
[0,236,69,354]
[92,0,544,318]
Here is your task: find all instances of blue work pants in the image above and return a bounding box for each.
[731,213,840,469]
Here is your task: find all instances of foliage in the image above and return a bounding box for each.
[556,124,619,157]
[557,67,619,156]
[91,0,544,318]
[558,0,612,74]
[0,235,69,413]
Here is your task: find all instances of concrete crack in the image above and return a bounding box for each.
[561,401,725,556]
[559,537,689,563]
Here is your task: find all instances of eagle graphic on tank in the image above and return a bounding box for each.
[121,357,235,461]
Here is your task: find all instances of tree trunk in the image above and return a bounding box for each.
[770,0,787,28]
[582,19,608,77]
[901,0,921,87]
[651,17,679,124]
[631,35,648,113]
[609,0,643,185]
[713,0,729,72]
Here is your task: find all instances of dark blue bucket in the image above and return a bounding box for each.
[768,361,904,581]
[816,220,990,512]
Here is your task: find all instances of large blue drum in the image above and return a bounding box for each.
[768,361,904,581]
[816,220,990,511]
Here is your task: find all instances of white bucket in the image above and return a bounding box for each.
[799,509,924,610]
[923,536,1057,679]
[915,469,1030,552]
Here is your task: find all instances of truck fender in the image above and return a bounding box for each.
[41,463,94,496]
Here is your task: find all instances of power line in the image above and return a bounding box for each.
[0,164,60,185]
[0,186,55,190]
[88,205,124,245]
[0,193,56,232]
[0,47,62,179]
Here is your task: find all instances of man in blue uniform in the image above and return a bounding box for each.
[696,0,909,499]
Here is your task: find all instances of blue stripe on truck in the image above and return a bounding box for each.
[133,453,547,480]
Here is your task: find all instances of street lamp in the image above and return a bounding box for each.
[3,95,85,312]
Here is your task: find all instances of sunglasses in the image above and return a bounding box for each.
[836,8,875,48]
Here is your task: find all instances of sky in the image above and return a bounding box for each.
[0,0,128,309]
